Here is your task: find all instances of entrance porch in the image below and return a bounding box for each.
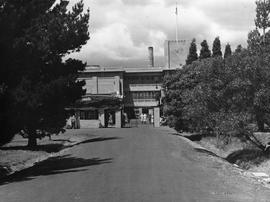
[66,95,123,129]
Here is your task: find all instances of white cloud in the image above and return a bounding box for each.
[73,23,146,60]
[67,0,258,67]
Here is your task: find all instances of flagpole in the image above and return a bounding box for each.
[175,2,179,44]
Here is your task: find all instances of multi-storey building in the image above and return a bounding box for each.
[68,43,186,128]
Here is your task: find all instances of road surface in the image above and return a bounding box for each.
[0,127,270,202]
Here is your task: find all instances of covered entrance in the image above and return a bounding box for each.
[66,94,123,128]
[124,107,160,128]
[104,109,122,128]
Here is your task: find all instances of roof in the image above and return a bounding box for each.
[82,66,125,73]
[125,67,164,73]
[66,94,123,110]
[81,66,179,74]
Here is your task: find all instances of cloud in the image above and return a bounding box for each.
[121,0,155,6]
[67,0,258,67]
[195,0,256,30]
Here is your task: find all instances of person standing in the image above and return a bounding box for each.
[143,113,147,124]
[140,113,144,124]
[71,115,76,129]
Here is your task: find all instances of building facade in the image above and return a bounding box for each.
[68,65,176,128]
[67,44,183,129]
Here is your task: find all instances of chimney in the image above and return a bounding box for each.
[148,46,154,67]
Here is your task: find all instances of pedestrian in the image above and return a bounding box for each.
[140,113,144,124]
[143,113,147,124]
[109,113,113,126]
[151,114,154,124]
[71,115,76,129]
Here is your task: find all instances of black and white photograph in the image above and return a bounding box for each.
[1,0,270,201]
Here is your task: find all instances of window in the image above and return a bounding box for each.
[130,91,161,100]
[80,110,98,120]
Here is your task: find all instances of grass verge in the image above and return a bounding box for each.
[0,132,91,178]
[191,132,270,175]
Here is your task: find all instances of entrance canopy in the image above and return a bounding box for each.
[66,94,123,111]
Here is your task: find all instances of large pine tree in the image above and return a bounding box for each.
[199,40,211,59]
[0,0,90,146]
[234,44,243,54]
[212,37,222,57]
[255,0,270,37]
[224,43,232,58]
[186,38,198,65]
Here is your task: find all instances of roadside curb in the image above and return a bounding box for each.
[177,134,235,165]
[0,136,90,179]
[177,133,270,189]
[177,135,205,150]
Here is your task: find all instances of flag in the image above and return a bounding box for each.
[175,6,178,15]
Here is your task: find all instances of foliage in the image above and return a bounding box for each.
[0,0,89,146]
[163,50,270,150]
[199,40,211,59]
[212,37,222,57]
[234,45,243,54]
[224,43,232,58]
[247,29,262,54]
[255,0,270,35]
[186,38,198,65]
[163,0,270,150]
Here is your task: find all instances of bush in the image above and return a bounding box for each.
[163,52,270,150]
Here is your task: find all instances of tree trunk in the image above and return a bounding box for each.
[256,112,265,132]
[255,108,265,132]
[28,133,37,147]
[257,119,265,132]
[216,132,220,148]
[245,133,265,151]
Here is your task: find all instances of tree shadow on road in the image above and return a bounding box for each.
[77,137,121,145]
[0,137,121,153]
[0,144,65,153]
[0,155,112,186]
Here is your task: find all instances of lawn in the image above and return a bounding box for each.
[0,131,92,178]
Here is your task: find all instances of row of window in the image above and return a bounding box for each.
[125,91,161,100]
[80,110,98,120]
[126,76,162,83]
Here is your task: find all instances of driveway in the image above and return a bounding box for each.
[0,127,269,202]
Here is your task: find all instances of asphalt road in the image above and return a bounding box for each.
[0,127,270,202]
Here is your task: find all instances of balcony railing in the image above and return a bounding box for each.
[127,83,162,87]
[124,83,162,91]
[124,98,159,104]
[133,99,157,102]
[124,98,159,107]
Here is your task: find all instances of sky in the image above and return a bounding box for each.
[68,0,257,67]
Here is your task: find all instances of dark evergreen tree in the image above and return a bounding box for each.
[247,29,262,54]
[212,37,222,57]
[255,0,270,38]
[0,0,89,146]
[235,44,243,54]
[199,40,211,59]
[186,38,198,65]
[224,43,232,58]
